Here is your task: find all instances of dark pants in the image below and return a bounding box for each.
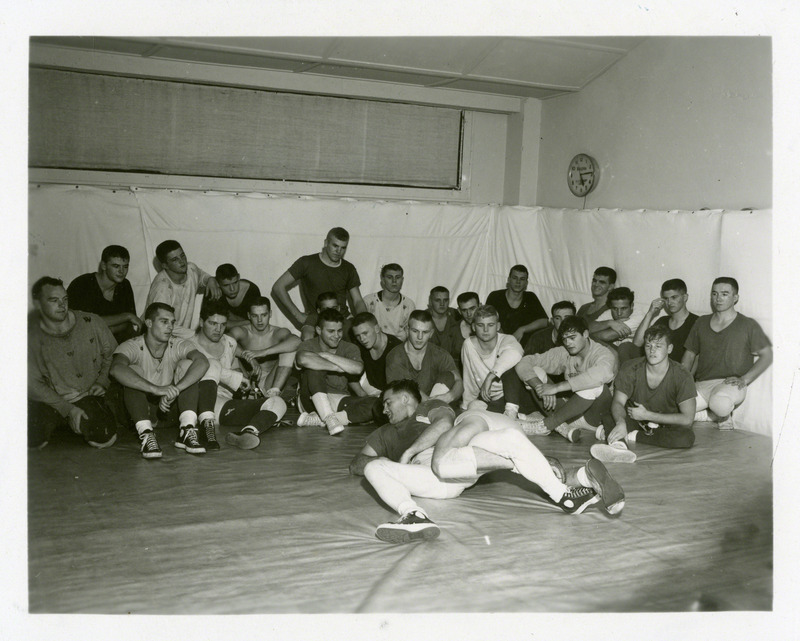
[122,382,200,426]
[488,368,541,414]
[299,369,380,424]
[541,386,614,431]
[28,396,116,448]
[219,398,280,434]
[622,414,695,449]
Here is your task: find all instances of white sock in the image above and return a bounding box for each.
[398,500,421,517]
[135,420,153,435]
[576,466,590,488]
[198,411,215,423]
[311,392,335,419]
[178,410,197,428]
[627,430,638,443]
[504,403,519,418]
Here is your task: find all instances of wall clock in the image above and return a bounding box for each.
[567,153,599,197]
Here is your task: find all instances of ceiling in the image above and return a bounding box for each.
[30,36,646,100]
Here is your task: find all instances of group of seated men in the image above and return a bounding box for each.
[29,227,772,543]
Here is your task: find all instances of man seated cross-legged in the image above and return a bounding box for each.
[177,300,289,451]
[227,296,300,400]
[110,302,212,459]
[591,324,697,463]
[350,380,624,544]
[386,310,464,405]
[351,312,402,396]
[295,308,380,435]
[514,316,618,443]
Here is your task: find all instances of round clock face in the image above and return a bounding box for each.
[567,153,599,197]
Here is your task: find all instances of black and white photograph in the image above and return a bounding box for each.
[5,1,799,639]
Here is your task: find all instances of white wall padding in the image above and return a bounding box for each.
[28,185,771,435]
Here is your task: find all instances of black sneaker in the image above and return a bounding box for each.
[225,426,261,450]
[175,426,206,455]
[585,459,625,516]
[139,430,162,460]
[375,510,440,544]
[557,486,600,514]
[200,418,220,450]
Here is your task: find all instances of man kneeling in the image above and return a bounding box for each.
[351,380,624,543]
[591,324,697,463]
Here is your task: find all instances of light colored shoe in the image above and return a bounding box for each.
[324,414,345,436]
[297,411,325,427]
[595,425,606,441]
[554,423,582,443]
[716,414,735,430]
[590,442,637,463]
[518,418,551,436]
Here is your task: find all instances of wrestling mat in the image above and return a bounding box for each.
[28,412,772,613]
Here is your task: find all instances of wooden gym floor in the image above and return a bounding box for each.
[28,413,772,613]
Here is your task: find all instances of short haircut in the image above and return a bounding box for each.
[509,264,528,277]
[429,286,449,297]
[661,278,687,294]
[380,263,403,277]
[215,263,239,281]
[316,291,339,308]
[409,309,433,325]
[144,301,174,322]
[200,298,230,321]
[551,300,577,315]
[352,312,378,328]
[608,287,634,305]
[32,276,63,299]
[101,245,129,263]
[456,291,480,306]
[557,315,589,343]
[594,266,617,284]
[327,227,350,243]
[643,324,673,346]
[317,307,345,327]
[713,276,739,294]
[248,296,271,313]
[381,379,422,405]
[155,239,182,264]
[473,304,499,322]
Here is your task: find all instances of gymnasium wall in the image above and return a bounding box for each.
[28,185,772,436]
[536,37,772,211]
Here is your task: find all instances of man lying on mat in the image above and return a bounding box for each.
[349,379,624,544]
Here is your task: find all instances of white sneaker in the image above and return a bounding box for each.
[590,441,637,463]
[297,411,325,427]
[518,418,551,436]
[324,414,345,436]
[554,423,582,443]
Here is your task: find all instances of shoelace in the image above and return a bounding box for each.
[140,432,158,451]
[204,421,216,441]
[184,428,200,444]
[566,486,594,499]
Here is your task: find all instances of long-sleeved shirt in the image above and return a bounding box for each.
[461,333,523,408]
[28,312,118,416]
[515,339,617,393]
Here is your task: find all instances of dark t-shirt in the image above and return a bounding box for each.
[684,313,771,381]
[221,279,262,320]
[429,308,462,363]
[524,326,557,356]
[297,337,362,394]
[577,301,608,323]
[615,357,696,417]
[385,343,457,395]
[67,272,136,318]
[365,399,454,461]
[486,290,547,338]
[652,312,698,363]
[288,254,361,315]
[358,333,402,391]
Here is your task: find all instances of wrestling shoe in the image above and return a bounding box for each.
[546,456,566,483]
[584,458,625,516]
[518,418,551,436]
[375,510,440,544]
[200,418,220,450]
[139,430,162,459]
[324,413,345,436]
[225,426,261,450]
[590,441,637,463]
[175,426,206,455]
[296,411,325,427]
[554,423,582,443]
[557,486,600,514]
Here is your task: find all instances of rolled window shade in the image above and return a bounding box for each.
[29,68,463,188]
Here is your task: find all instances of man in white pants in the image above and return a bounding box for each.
[351,379,625,543]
